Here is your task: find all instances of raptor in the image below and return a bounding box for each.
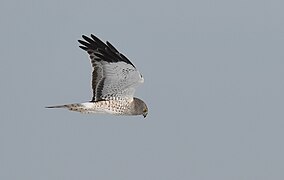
[46,34,148,118]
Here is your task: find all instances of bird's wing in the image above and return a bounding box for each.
[78,34,144,102]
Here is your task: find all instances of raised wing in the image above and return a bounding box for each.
[78,34,144,102]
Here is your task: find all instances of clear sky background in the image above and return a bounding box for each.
[1,0,284,179]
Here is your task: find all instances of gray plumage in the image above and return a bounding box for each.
[46,34,148,118]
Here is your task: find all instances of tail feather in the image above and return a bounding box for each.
[46,103,89,113]
[45,105,68,108]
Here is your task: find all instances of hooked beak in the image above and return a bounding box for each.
[143,112,148,118]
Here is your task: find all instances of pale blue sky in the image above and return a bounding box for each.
[1,0,284,179]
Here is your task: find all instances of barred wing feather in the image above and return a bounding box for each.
[78,34,144,102]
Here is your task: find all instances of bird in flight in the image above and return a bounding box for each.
[47,34,148,118]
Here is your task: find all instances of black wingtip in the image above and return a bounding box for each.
[79,46,88,50]
[82,35,88,40]
[77,34,136,68]
[106,41,119,53]
[91,34,106,47]
[78,40,89,47]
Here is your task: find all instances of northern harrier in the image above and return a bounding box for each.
[46,34,148,118]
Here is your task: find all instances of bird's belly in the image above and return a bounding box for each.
[79,101,128,115]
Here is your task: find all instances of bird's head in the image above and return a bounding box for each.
[132,97,148,118]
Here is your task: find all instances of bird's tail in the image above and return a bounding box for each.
[46,103,86,113]
[46,105,68,108]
